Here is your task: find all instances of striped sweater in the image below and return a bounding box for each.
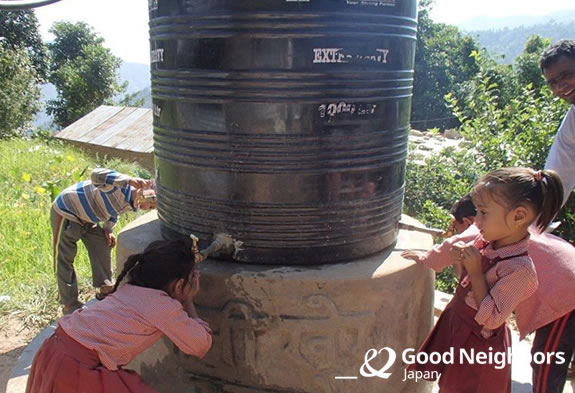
[52,168,136,232]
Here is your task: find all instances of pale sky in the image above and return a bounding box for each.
[429,0,573,25]
[34,0,574,65]
[35,0,150,64]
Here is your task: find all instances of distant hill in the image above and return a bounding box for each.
[35,62,151,130]
[459,8,575,31]
[119,62,150,93]
[34,84,57,129]
[132,87,153,109]
[468,19,575,64]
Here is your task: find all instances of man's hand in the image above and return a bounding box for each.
[129,177,153,189]
[105,231,117,248]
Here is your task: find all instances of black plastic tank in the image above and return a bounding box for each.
[150,0,418,264]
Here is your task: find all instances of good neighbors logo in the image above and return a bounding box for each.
[335,347,398,381]
[360,348,396,379]
[336,347,566,383]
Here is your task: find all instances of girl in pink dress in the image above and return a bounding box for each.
[25,238,213,393]
[406,167,563,393]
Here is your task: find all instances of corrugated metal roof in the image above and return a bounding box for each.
[54,105,153,153]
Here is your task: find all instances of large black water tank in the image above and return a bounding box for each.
[150,0,418,264]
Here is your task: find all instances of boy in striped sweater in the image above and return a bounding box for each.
[51,168,157,314]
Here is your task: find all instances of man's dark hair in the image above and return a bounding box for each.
[450,194,476,223]
[540,39,575,71]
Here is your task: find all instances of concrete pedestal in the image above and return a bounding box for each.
[117,212,435,393]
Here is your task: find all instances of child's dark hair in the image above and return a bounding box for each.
[540,39,575,71]
[113,238,195,293]
[471,167,563,232]
[450,194,477,223]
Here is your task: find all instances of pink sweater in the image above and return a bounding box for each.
[59,284,213,370]
[421,225,575,339]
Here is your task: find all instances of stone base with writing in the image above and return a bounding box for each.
[117,212,434,393]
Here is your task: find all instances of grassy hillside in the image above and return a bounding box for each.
[0,137,150,330]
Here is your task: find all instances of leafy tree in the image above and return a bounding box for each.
[515,35,550,93]
[47,22,124,128]
[446,53,567,171]
[0,10,48,80]
[0,10,45,137]
[0,45,41,138]
[412,2,481,131]
[47,21,103,72]
[453,51,519,124]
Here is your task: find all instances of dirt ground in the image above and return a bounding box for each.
[0,318,35,393]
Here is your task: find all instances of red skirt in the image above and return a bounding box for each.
[408,293,511,393]
[25,326,159,393]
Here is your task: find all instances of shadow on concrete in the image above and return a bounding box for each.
[1,346,26,393]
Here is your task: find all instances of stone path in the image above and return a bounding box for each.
[408,129,463,163]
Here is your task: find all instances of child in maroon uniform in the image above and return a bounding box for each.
[405,167,563,393]
[405,194,575,393]
[25,238,212,393]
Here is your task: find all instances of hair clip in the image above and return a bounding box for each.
[533,170,543,182]
[126,259,140,276]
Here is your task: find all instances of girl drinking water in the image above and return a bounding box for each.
[25,238,213,393]
[405,167,563,393]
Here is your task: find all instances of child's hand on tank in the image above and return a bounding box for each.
[400,250,425,263]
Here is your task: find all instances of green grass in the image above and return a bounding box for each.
[0,137,150,331]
